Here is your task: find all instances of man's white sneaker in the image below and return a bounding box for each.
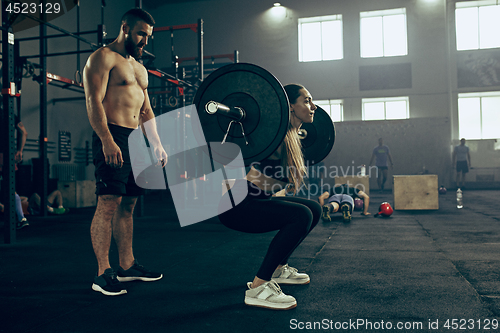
[244,280,297,310]
[272,264,310,285]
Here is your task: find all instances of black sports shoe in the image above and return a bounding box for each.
[116,260,163,282]
[321,205,331,222]
[341,204,351,223]
[92,268,127,296]
[16,218,29,229]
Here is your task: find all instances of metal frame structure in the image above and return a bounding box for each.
[1,1,105,243]
[145,20,204,114]
[1,1,238,243]
[1,2,17,243]
[151,19,204,86]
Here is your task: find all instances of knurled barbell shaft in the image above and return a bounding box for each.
[205,101,246,122]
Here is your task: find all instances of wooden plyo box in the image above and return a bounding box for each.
[334,176,370,195]
[58,180,96,208]
[393,175,438,210]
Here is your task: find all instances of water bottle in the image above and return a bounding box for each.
[456,188,463,209]
[361,165,366,177]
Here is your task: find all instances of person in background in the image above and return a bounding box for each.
[0,118,29,229]
[0,193,29,229]
[318,183,370,222]
[452,138,471,189]
[369,138,393,191]
[27,190,68,215]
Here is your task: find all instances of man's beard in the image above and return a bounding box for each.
[125,35,143,60]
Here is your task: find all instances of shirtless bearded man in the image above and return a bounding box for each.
[83,8,167,296]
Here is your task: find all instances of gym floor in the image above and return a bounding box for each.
[2,189,500,333]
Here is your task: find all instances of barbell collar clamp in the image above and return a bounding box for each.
[205,101,246,122]
[298,128,308,140]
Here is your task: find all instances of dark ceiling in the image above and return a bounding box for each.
[142,0,215,9]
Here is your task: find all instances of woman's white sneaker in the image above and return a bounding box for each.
[272,264,310,285]
[244,280,297,310]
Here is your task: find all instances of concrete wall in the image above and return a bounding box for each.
[143,0,500,189]
[326,117,452,190]
[9,0,500,189]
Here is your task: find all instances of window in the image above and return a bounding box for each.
[455,1,500,51]
[362,97,409,121]
[298,15,343,62]
[315,100,343,122]
[458,92,500,139]
[360,8,408,58]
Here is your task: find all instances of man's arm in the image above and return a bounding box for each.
[139,89,167,166]
[318,191,330,206]
[357,190,370,215]
[83,49,123,168]
[15,121,28,163]
[387,152,394,167]
[369,153,375,166]
[467,150,471,168]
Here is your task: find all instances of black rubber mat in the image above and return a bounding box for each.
[1,189,500,333]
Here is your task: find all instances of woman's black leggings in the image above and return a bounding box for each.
[218,195,321,281]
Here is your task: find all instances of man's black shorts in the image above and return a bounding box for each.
[92,124,145,197]
[456,160,469,173]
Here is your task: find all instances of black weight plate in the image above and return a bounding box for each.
[300,105,335,165]
[193,63,289,166]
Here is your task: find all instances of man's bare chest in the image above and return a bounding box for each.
[109,61,148,90]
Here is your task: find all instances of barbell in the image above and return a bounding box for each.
[298,105,336,165]
[193,63,335,166]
